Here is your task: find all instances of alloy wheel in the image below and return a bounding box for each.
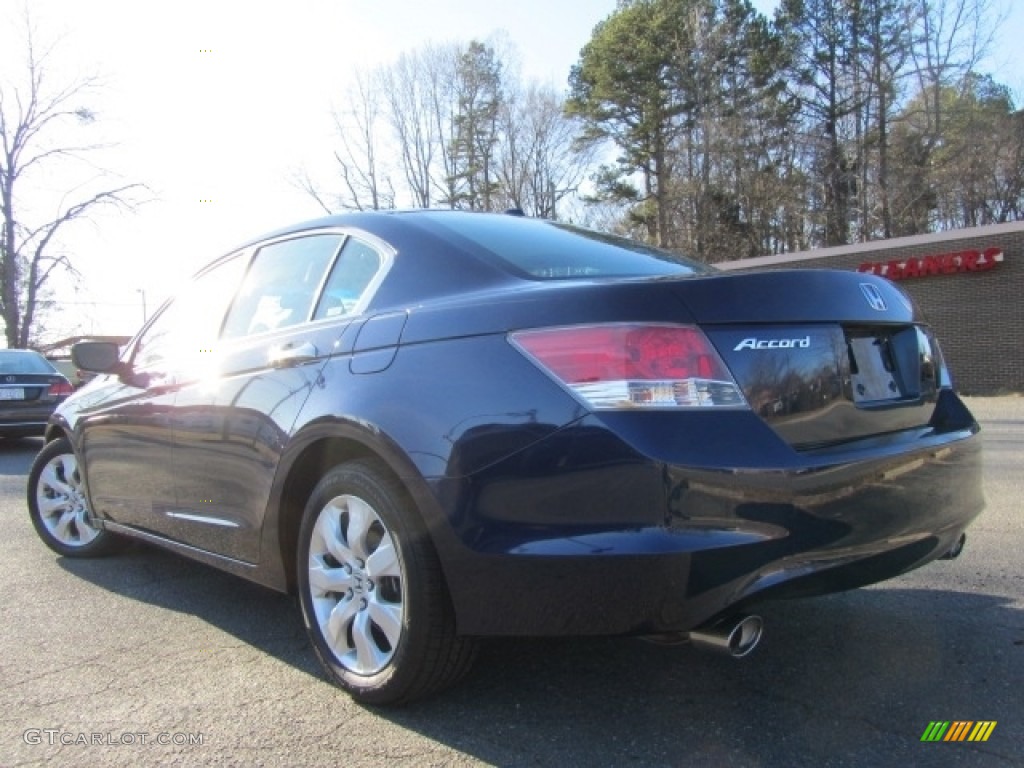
[35,451,100,548]
[307,493,405,676]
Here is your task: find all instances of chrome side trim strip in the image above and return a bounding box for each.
[165,510,241,528]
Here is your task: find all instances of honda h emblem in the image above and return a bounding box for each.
[860,283,887,311]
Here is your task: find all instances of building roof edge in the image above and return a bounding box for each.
[715,221,1024,271]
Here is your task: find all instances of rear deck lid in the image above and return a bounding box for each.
[672,270,946,449]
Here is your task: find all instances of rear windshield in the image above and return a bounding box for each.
[410,212,712,280]
[0,350,57,374]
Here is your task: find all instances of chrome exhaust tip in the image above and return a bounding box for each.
[940,533,967,560]
[687,614,763,658]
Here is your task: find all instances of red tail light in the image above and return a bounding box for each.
[510,324,747,409]
[47,380,74,398]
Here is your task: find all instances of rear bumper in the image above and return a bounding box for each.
[0,403,57,435]
[0,418,50,436]
[432,410,984,637]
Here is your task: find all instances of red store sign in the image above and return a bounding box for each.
[858,247,1004,280]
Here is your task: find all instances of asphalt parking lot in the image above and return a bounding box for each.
[2,396,1021,768]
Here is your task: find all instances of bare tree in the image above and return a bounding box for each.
[497,83,596,218]
[307,40,584,217]
[0,13,143,348]
[857,0,913,240]
[300,42,465,213]
[381,48,441,208]
[334,69,395,211]
[910,0,1001,140]
[294,68,395,213]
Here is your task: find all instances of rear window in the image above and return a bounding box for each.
[410,212,711,280]
[0,350,57,374]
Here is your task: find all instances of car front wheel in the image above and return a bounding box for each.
[27,437,126,557]
[297,459,477,705]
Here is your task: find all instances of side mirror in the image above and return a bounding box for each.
[71,341,122,373]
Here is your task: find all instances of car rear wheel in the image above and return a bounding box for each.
[28,437,126,557]
[297,459,477,705]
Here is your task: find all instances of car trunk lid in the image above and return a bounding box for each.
[671,270,945,449]
[0,373,66,405]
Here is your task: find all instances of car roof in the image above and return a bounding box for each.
[238,211,706,302]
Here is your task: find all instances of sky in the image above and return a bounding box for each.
[1,0,1022,342]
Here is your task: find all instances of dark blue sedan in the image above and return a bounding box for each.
[28,211,984,704]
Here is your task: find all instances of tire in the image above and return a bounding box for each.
[27,437,126,557]
[296,459,477,705]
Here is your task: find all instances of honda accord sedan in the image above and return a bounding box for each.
[28,210,984,704]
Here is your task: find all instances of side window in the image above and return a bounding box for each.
[313,238,383,320]
[221,234,342,339]
[133,255,248,373]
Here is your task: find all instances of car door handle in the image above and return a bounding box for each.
[269,341,318,367]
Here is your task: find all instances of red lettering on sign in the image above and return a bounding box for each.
[857,247,1004,280]
[921,256,944,276]
[976,247,1002,271]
